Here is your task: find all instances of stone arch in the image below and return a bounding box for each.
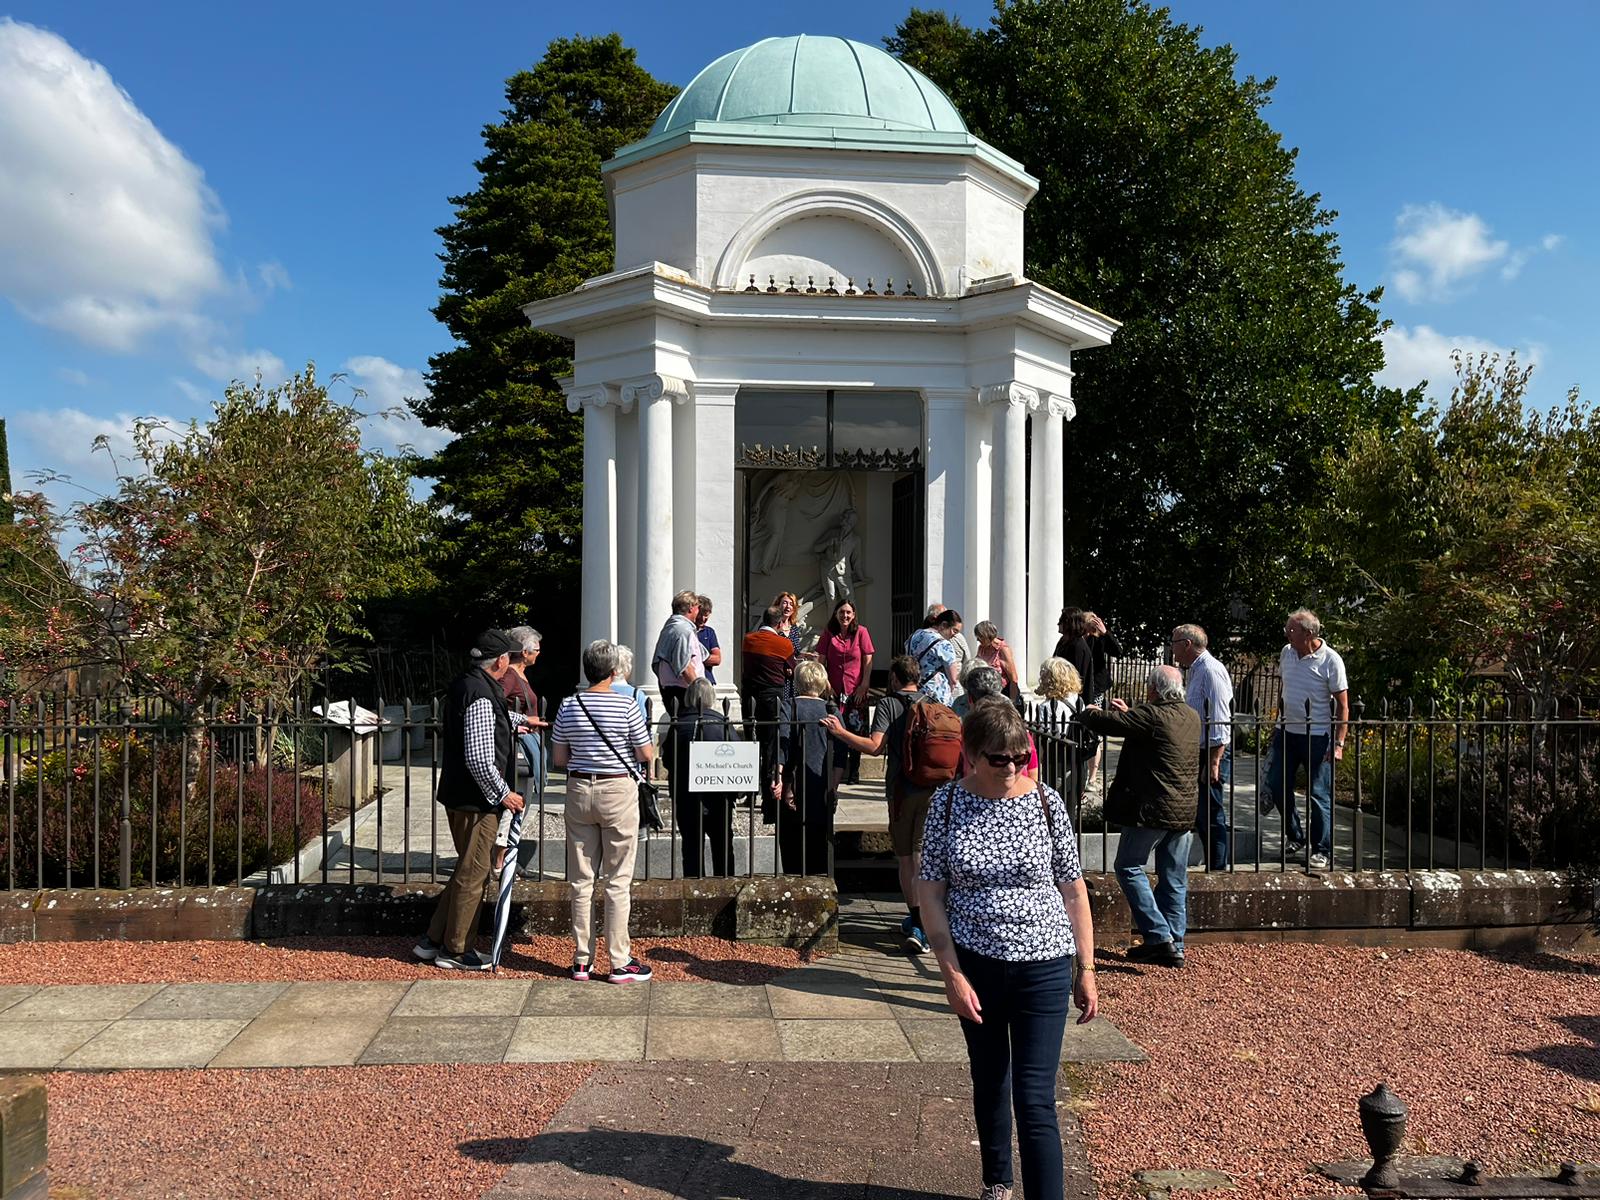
[714,190,948,296]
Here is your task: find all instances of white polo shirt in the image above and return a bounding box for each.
[1279,642,1348,736]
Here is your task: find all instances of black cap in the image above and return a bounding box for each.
[471,628,521,659]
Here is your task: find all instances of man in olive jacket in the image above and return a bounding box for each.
[1076,665,1201,968]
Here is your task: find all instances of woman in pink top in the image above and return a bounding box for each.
[818,599,875,784]
[973,621,1021,700]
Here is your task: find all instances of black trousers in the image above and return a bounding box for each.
[742,685,785,802]
[778,767,834,876]
[678,792,736,877]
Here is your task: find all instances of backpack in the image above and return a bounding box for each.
[901,696,962,788]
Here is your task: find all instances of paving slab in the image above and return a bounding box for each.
[4,983,162,1020]
[548,1063,773,1139]
[776,1019,916,1062]
[0,1019,110,1068]
[522,979,650,1016]
[359,1016,514,1065]
[766,983,895,1020]
[505,1015,646,1062]
[757,1082,919,1149]
[258,980,408,1020]
[208,1014,386,1068]
[646,1017,782,1061]
[393,979,530,1017]
[126,983,288,1020]
[0,985,39,1015]
[62,1018,248,1069]
[900,1017,969,1063]
[648,981,772,1018]
[1062,1016,1147,1063]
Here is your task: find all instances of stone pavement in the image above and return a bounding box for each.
[0,900,1142,1071]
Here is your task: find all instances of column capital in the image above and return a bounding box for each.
[565,383,619,414]
[1046,393,1076,421]
[922,386,976,410]
[621,374,692,408]
[978,382,1039,410]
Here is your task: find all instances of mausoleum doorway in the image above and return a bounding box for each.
[737,389,923,672]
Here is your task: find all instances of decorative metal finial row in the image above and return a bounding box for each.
[742,273,917,297]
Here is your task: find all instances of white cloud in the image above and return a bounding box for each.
[1541,233,1564,252]
[0,19,225,350]
[191,345,287,385]
[11,407,182,500]
[1390,204,1507,302]
[56,367,90,387]
[1378,324,1542,396]
[257,261,292,291]
[342,355,452,458]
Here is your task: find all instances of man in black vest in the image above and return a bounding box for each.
[414,629,530,970]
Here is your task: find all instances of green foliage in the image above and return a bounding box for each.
[0,368,433,707]
[1326,353,1600,708]
[890,2,1404,652]
[416,35,677,646]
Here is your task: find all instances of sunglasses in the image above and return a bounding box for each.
[982,752,1030,769]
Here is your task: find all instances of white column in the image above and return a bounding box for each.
[626,374,689,690]
[693,382,740,694]
[615,399,639,664]
[1026,402,1049,687]
[1043,393,1072,670]
[567,385,619,652]
[964,404,993,628]
[983,382,1034,677]
[923,389,972,617]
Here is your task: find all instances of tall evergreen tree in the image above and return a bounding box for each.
[890,2,1404,653]
[416,36,676,658]
[0,417,12,524]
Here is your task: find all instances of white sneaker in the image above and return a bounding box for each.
[979,1185,1013,1200]
[1308,852,1331,869]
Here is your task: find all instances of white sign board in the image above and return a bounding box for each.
[688,741,761,792]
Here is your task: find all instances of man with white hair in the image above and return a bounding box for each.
[1077,665,1201,968]
[1171,623,1233,868]
[1263,608,1349,868]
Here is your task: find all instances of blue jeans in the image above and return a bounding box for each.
[954,945,1074,1198]
[518,733,545,793]
[1198,746,1232,868]
[1262,728,1332,854]
[1113,827,1192,952]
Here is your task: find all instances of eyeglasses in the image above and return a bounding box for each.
[982,752,1030,769]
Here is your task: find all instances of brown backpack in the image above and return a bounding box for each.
[902,696,962,787]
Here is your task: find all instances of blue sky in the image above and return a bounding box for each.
[2,0,1595,508]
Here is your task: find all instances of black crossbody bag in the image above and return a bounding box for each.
[572,693,664,833]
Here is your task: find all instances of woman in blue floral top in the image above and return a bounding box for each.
[919,698,1098,1200]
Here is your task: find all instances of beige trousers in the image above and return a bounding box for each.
[427,808,498,955]
[565,775,640,965]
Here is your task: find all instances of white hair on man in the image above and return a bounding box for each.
[1148,664,1186,702]
[1171,623,1208,649]
[1286,608,1322,637]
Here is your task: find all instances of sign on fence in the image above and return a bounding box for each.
[688,741,760,792]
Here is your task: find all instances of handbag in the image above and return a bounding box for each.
[572,692,664,833]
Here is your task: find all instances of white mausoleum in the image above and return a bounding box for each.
[524,35,1117,697]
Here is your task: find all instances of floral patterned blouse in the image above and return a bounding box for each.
[918,779,1083,961]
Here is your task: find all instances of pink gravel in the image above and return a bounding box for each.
[0,934,819,985]
[45,1062,594,1199]
[1080,942,1600,1198]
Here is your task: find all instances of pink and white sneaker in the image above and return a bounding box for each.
[607,958,653,983]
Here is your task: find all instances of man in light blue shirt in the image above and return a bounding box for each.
[1264,608,1350,868]
[1172,623,1233,868]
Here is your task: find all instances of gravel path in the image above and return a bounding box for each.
[1080,942,1600,1198]
[46,1063,595,1200]
[0,935,818,986]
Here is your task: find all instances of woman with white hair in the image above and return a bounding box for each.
[610,645,647,717]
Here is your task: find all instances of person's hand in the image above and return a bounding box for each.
[1329,742,1345,763]
[784,793,798,811]
[503,792,525,813]
[1109,697,1130,713]
[821,715,844,734]
[943,968,982,1023]
[1074,968,1099,1023]
[1210,760,1222,784]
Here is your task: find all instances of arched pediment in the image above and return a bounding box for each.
[713,190,948,297]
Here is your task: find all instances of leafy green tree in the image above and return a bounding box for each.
[890,2,1403,653]
[0,368,433,709]
[1327,353,1599,710]
[416,35,676,658]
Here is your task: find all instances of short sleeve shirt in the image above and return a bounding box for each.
[552,690,651,775]
[905,628,957,705]
[820,626,876,697]
[1279,643,1348,736]
[919,780,1082,961]
[696,625,719,684]
[871,691,918,797]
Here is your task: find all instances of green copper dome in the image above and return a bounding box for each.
[649,35,968,137]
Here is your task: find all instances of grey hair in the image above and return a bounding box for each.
[613,644,635,679]
[683,677,717,710]
[1287,608,1322,637]
[581,640,619,685]
[1172,623,1208,649]
[964,666,1007,703]
[1148,664,1186,702]
[506,625,542,655]
[973,620,999,642]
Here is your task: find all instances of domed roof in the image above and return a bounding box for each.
[649,35,967,137]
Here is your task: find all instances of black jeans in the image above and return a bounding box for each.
[678,793,735,877]
[954,944,1075,1198]
[778,768,833,876]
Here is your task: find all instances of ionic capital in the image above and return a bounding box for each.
[1046,394,1076,422]
[978,382,1039,410]
[565,384,618,414]
[621,374,692,409]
